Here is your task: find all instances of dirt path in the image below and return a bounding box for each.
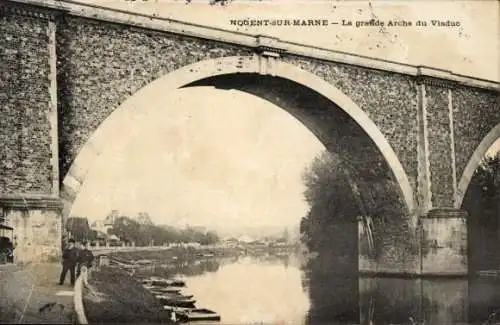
[0,263,75,324]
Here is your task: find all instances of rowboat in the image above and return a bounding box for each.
[162,306,193,313]
[149,289,188,297]
[142,277,186,287]
[161,300,196,308]
[177,308,221,322]
[156,295,196,308]
[143,285,182,293]
[163,307,221,322]
[154,292,194,299]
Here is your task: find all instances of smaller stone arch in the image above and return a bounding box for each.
[456,123,500,208]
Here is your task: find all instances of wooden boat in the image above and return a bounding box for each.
[156,295,196,308]
[134,259,154,265]
[153,292,194,299]
[142,277,186,287]
[149,289,187,297]
[143,285,182,293]
[162,306,193,313]
[177,308,221,322]
[156,294,195,303]
[162,300,196,308]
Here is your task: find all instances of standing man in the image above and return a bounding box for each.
[59,239,79,286]
[77,240,94,279]
[75,241,83,277]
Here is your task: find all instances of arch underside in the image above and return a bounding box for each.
[60,56,415,220]
[457,123,500,208]
[186,74,408,215]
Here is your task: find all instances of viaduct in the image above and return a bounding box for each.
[0,0,499,276]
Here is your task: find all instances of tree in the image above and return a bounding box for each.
[88,229,98,241]
[109,216,140,244]
[66,217,91,242]
[463,152,500,271]
[299,150,408,272]
[136,212,154,225]
[198,231,220,245]
[102,209,221,246]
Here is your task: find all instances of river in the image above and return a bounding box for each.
[134,252,500,325]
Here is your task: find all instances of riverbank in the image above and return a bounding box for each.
[83,266,172,323]
[99,245,238,261]
[84,246,304,324]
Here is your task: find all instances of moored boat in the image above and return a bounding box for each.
[154,292,194,299]
[157,295,196,308]
[143,285,182,293]
[150,289,188,297]
[142,277,186,287]
[176,308,221,322]
[163,306,193,312]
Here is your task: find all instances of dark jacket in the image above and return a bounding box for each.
[78,248,94,267]
[62,246,79,265]
[0,237,13,254]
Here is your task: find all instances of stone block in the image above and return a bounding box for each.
[420,209,467,275]
[1,197,62,264]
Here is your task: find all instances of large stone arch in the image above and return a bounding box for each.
[456,123,500,208]
[60,55,415,219]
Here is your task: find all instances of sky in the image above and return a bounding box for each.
[71,88,324,232]
[69,0,499,234]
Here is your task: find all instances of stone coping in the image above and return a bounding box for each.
[0,195,63,210]
[359,269,468,278]
[2,0,499,91]
[422,208,469,219]
[74,267,89,324]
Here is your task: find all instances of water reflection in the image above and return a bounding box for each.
[305,263,359,324]
[135,257,225,279]
[359,278,467,324]
[137,252,500,324]
[182,255,309,325]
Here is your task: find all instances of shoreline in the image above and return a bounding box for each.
[83,265,173,324]
[83,246,297,324]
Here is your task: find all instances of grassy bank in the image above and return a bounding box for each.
[83,266,172,323]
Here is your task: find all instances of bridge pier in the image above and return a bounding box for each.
[0,196,62,264]
[359,208,468,276]
[420,208,467,276]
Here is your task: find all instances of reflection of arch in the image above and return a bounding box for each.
[61,55,415,218]
[457,123,500,208]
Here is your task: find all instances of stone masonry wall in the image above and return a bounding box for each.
[282,55,419,196]
[453,86,500,184]
[0,12,53,194]
[56,16,252,179]
[425,85,454,208]
[421,215,467,275]
[56,17,421,195]
[5,208,61,263]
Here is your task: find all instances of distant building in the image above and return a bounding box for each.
[90,220,113,235]
[238,235,253,243]
[223,237,240,248]
[103,210,119,227]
